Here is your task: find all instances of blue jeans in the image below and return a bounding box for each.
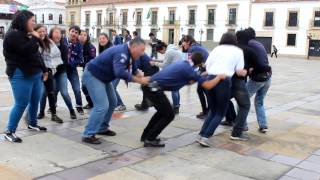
[199,77,232,138]
[246,78,271,128]
[112,78,124,106]
[7,68,43,132]
[66,66,82,107]
[171,91,180,108]
[39,72,74,112]
[82,69,117,137]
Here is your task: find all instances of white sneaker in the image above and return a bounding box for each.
[115,105,126,111]
[196,135,201,143]
[198,137,211,147]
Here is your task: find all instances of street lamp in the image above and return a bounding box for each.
[92,25,96,41]
[199,29,204,45]
[307,34,312,60]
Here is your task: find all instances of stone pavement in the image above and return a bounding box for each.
[0,40,320,179]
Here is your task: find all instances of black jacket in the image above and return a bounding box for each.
[3,29,47,77]
[56,41,69,75]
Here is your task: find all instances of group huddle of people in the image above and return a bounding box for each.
[3,10,272,148]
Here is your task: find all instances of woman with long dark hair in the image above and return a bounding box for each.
[34,24,64,123]
[98,33,113,54]
[3,10,48,142]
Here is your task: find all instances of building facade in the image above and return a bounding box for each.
[251,0,320,58]
[65,0,84,28]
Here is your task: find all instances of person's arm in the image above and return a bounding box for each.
[7,31,40,56]
[90,45,97,59]
[201,75,226,90]
[235,50,246,77]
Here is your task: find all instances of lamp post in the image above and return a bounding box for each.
[92,25,96,41]
[199,29,204,45]
[307,34,312,60]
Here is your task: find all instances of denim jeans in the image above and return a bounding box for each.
[82,69,117,137]
[66,66,82,107]
[171,91,180,108]
[246,78,271,128]
[197,84,209,113]
[199,76,231,138]
[7,68,43,132]
[112,78,124,106]
[231,78,251,137]
[40,72,74,112]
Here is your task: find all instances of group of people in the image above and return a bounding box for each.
[3,10,272,149]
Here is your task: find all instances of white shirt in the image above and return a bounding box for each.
[205,45,244,76]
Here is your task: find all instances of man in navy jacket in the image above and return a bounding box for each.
[111,29,123,46]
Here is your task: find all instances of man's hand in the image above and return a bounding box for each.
[217,74,227,80]
[201,71,208,76]
[149,61,156,66]
[43,72,49,81]
[30,31,40,39]
[136,70,144,78]
[236,69,247,77]
[139,77,150,85]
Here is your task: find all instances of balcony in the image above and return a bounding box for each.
[163,20,180,27]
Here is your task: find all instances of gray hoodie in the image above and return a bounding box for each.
[157,44,184,68]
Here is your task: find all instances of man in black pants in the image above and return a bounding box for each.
[141,53,226,147]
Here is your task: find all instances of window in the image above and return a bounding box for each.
[169,10,175,24]
[189,9,195,25]
[85,13,90,26]
[85,28,89,34]
[136,11,142,26]
[109,12,113,25]
[264,12,274,27]
[288,11,298,27]
[48,14,53,21]
[287,34,296,46]
[151,11,158,25]
[188,29,194,37]
[314,11,320,27]
[97,12,102,26]
[208,9,215,25]
[228,8,237,25]
[42,14,44,23]
[70,14,75,26]
[135,28,141,36]
[122,11,128,26]
[59,14,63,24]
[97,28,101,37]
[207,29,214,40]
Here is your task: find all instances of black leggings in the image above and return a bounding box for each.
[42,71,57,114]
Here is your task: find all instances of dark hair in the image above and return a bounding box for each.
[34,24,52,53]
[48,26,61,39]
[124,29,130,35]
[99,32,109,39]
[80,30,91,46]
[10,10,34,33]
[246,27,256,40]
[133,31,138,36]
[129,37,145,46]
[219,32,237,45]
[155,41,167,51]
[69,25,81,34]
[236,30,249,45]
[149,32,154,37]
[191,52,204,66]
[182,35,196,45]
[111,29,116,33]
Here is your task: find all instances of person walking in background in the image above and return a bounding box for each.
[64,26,84,115]
[111,29,122,46]
[79,30,96,110]
[98,33,113,54]
[123,29,132,43]
[3,10,48,142]
[271,45,278,58]
[34,24,64,124]
[133,31,138,38]
[149,32,161,59]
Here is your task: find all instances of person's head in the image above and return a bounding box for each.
[219,32,237,45]
[133,31,138,38]
[182,35,196,51]
[99,33,109,46]
[124,29,130,36]
[236,30,249,45]
[129,37,146,60]
[155,41,167,54]
[79,30,90,45]
[191,52,204,67]
[246,27,256,40]
[48,27,62,43]
[68,25,81,42]
[34,24,47,40]
[149,32,155,39]
[111,29,117,36]
[10,10,35,33]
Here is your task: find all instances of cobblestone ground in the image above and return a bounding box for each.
[0,40,320,180]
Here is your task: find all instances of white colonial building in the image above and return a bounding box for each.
[250,0,320,58]
[79,0,251,49]
[29,0,66,30]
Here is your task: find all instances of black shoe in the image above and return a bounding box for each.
[230,134,249,141]
[51,114,63,124]
[173,106,180,114]
[70,110,77,119]
[140,136,161,142]
[28,125,47,131]
[144,139,165,147]
[220,120,233,127]
[135,104,148,111]
[82,136,101,144]
[76,107,84,115]
[243,126,249,132]
[4,131,22,143]
[83,104,93,110]
[196,112,208,119]
[97,129,116,136]
[259,127,268,133]
[37,111,45,119]
[47,108,52,114]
